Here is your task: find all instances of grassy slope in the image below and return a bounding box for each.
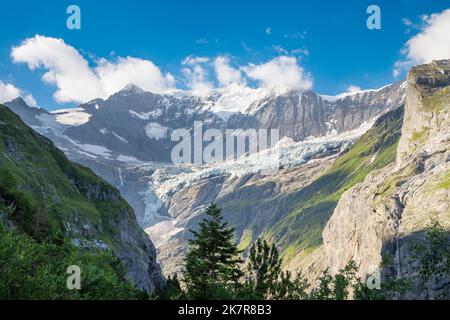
[0,104,133,242]
[264,107,405,264]
[0,104,143,298]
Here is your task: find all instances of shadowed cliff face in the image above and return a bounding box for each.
[312,60,450,298]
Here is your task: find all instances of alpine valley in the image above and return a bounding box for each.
[3,60,450,298]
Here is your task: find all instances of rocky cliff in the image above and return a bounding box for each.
[314,60,450,298]
[0,104,164,293]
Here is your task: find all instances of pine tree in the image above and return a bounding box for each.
[246,239,282,298]
[183,204,243,299]
[156,274,184,300]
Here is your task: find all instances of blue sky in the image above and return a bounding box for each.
[0,0,449,110]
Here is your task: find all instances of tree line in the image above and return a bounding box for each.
[157,204,450,300]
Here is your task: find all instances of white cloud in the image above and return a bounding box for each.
[11,36,316,105]
[346,85,362,94]
[23,94,38,108]
[95,57,175,97]
[394,9,450,77]
[0,81,21,103]
[11,35,102,103]
[182,56,210,65]
[0,81,37,107]
[214,56,244,87]
[402,18,413,27]
[242,56,313,91]
[181,57,213,96]
[291,48,309,57]
[265,27,272,35]
[393,59,413,78]
[272,45,289,55]
[11,35,175,103]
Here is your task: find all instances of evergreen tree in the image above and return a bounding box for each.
[156,274,184,300]
[183,204,243,299]
[272,270,309,300]
[246,239,282,298]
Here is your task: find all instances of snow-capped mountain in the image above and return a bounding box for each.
[14,81,404,163]
[4,81,406,275]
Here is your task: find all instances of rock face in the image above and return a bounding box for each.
[316,60,450,298]
[253,81,406,141]
[0,104,164,293]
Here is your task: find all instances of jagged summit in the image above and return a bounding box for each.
[8,96,28,106]
[119,83,147,94]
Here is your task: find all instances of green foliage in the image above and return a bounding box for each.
[0,104,132,245]
[422,86,450,113]
[237,228,253,251]
[410,127,429,142]
[437,169,450,190]
[0,222,143,300]
[411,219,450,298]
[309,261,359,300]
[246,239,282,298]
[155,274,184,300]
[271,270,309,300]
[0,104,149,299]
[183,204,243,299]
[409,127,429,148]
[161,204,450,300]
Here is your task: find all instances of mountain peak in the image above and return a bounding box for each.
[8,96,29,107]
[120,83,146,94]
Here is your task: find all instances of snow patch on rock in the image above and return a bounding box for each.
[145,122,168,140]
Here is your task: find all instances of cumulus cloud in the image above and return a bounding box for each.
[0,81,21,103]
[394,9,450,77]
[11,35,175,103]
[214,56,244,87]
[0,81,37,107]
[23,94,38,108]
[95,57,175,97]
[242,56,313,91]
[12,35,316,104]
[346,85,362,93]
[181,56,213,96]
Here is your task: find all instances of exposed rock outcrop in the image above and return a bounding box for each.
[315,60,450,298]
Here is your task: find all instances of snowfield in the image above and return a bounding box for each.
[145,122,169,140]
[52,108,92,126]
